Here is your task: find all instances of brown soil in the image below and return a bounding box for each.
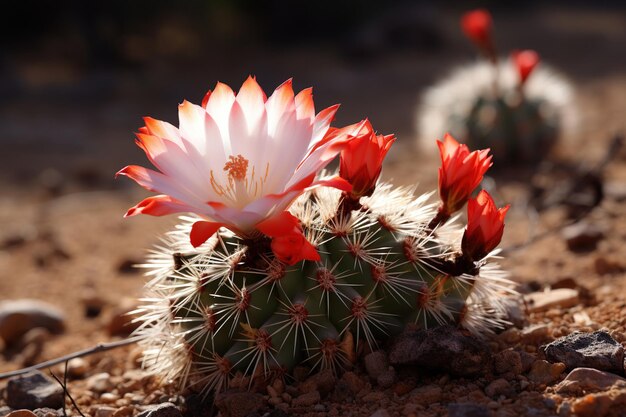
[1,5,626,417]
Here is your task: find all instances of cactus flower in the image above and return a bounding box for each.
[339,120,395,200]
[512,49,540,86]
[461,9,494,56]
[437,134,492,217]
[118,77,353,249]
[462,190,509,260]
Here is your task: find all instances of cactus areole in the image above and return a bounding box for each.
[118,77,515,395]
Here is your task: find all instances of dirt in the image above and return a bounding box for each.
[1,5,626,417]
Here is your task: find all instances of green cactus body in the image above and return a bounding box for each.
[135,184,514,394]
[463,94,557,165]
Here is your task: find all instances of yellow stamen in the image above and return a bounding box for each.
[209,154,271,208]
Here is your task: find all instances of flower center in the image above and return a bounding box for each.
[210,154,270,208]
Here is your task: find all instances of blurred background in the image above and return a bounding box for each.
[1,0,626,365]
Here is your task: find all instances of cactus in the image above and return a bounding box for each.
[132,182,514,394]
[119,77,515,396]
[418,10,575,166]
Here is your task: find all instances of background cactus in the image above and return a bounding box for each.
[417,10,576,167]
[418,59,574,166]
[133,182,515,394]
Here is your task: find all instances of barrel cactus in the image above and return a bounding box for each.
[418,9,575,166]
[118,77,515,395]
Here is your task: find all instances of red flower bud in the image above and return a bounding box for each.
[437,134,492,216]
[462,190,509,260]
[461,9,494,54]
[339,120,395,200]
[512,49,540,86]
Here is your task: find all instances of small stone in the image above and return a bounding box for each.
[393,380,415,396]
[32,407,61,417]
[340,371,365,395]
[136,402,182,417]
[571,390,626,417]
[502,297,525,328]
[369,409,391,417]
[364,350,388,380]
[272,378,285,395]
[87,372,114,393]
[6,371,64,410]
[292,390,321,407]
[528,360,566,385]
[555,367,626,394]
[447,403,491,417]
[544,331,624,373]
[362,391,386,403]
[292,366,310,382]
[409,385,442,405]
[484,378,514,398]
[594,256,623,275]
[67,358,88,378]
[525,289,579,313]
[388,325,490,376]
[7,411,37,417]
[0,300,65,344]
[313,404,325,412]
[101,393,120,403]
[106,302,140,337]
[300,369,335,396]
[215,391,264,417]
[17,327,50,366]
[494,350,523,375]
[111,406,134,417]
[519,351,536,373]
[0,407,13,416]
[95,407,117,417]
[267,385,279,398]
[562,222,604,252]
[377,369,396,389]
[81,289,107,318]
[117,258,140,274]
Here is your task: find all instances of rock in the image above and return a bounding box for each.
[292,390,321,407]
[527,360,566,385]
[117,258,140,274]
[362,391,386,403]
[340,371,365,395]
[561,222,604,252]
[81,289,107,318]
[484,378,514,398]
[594,256,624,275]
[377,369,396,389]
[86,372,114,393]
[519,351,536,373]
[106,302,141,337]
[95,407,117,417]
[33,408,61,417]
[0,300,65,344]
[502,297,525,328]
[299,369,335,396]
[447,403,491,417]
[544,331,624,373]
[136,402,182,417]
[17,327,50,366]
[555,368,626,394]
[369,409,391,417]
[388,325,490,376]
[7,411,37,417]
[364,350,388,380]
[6,371,64,410]
[67,358,88,378]
[525,289,579,313]
[112,406,134,417]
[571,390,626,417]
[409,384,442,405]
[215,391,264,417]
[494,350,523,375]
